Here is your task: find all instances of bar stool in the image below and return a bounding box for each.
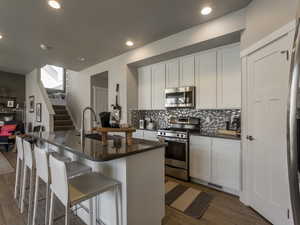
[48,155,122,225]
[14,136,24,204]
[32,146,92,225]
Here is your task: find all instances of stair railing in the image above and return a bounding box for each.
[37,72,55,132]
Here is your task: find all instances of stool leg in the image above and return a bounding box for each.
[115,186,120,225]
[93,197,97,225]
[20,166,27,213]
[45,182,50,225]
[48,191,54,225]
[18,160,24,209]
[14,158,20,199]
[27,169,35,225]
[32,175,39,225]
[88,199,95,225]
[117,185,122,225]
[65,206,70,225]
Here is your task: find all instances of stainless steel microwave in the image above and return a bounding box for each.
[165,86,195,108]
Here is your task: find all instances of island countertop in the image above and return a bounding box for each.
[28,130,165,162]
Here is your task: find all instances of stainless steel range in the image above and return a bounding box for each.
[157,117,200,181]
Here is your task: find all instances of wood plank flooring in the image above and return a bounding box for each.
[0,151,271,225]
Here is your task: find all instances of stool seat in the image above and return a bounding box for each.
[49,155,122,225]
[66,161,91,178]
[68,172,119,205]
[50,152,71,162]
[32,146,92,225]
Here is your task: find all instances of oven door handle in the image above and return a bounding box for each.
[160,137,188,143]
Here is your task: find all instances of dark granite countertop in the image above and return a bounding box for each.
[135,128,158,132]
[189,132,241,140]
[28,130,165,162]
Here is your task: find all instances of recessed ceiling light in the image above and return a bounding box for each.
[40,44,51,50]
[201,7,212,15]
[48,0,61,9]
[0,35,3,40]
[126,41,134,47]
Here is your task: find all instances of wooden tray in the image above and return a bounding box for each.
[92,127,136,145]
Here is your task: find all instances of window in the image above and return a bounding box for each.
[40,65,65,91]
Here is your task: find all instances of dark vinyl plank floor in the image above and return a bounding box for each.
[0,151,271,225]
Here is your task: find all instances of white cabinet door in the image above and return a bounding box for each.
[195,50,217,109]
[143,130,158,141]
[217,44,241,108]
[190,136,212,182]
[151,63,166,109]
[211,138,241,191]
[166,59,180,88]
[138,66,152,110]
[180,55,195,86]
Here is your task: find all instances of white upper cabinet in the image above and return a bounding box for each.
[151,63,166,110]
[211,138,241,191]
[190,136,212,182]
[166,59,180,88]
[138,66,152,110]
[217,44,241,108]
[180,54,195,87]
[195,50,217,109]
[138,43,241,110]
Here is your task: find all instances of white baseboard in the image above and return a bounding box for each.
[190,177,240,197]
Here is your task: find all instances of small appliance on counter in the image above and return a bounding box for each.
[231,115,241,132]
[139,119,145,129]
[99,112,111,128]
[146,118,156,130]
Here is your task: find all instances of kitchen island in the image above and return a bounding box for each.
[29,130,165,225]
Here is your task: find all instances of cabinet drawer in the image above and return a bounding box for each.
[143,130,158,141]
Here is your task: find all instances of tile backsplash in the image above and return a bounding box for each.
[130,108,241,135]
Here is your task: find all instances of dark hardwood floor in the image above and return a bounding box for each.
[0,151,271,225]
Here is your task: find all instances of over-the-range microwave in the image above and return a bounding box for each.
[165,86,195,108]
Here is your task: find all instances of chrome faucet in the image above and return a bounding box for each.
[81,107,99,144]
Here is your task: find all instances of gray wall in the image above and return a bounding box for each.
[0,71,25,106]
[241,0,298,50]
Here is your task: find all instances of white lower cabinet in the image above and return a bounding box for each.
[211,138,241,192]
[133,129,144,139]
[190,136,211,181]
[190,135,241,194]
[133,129,158,141]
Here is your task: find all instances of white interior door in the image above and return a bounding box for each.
[247,33,292,225]
[93,86,108,115]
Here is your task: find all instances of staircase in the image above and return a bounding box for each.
[53,105,75,131]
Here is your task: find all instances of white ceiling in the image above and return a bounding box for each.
[0,0,252,74]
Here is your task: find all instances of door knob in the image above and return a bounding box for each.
[246,135,255,141]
